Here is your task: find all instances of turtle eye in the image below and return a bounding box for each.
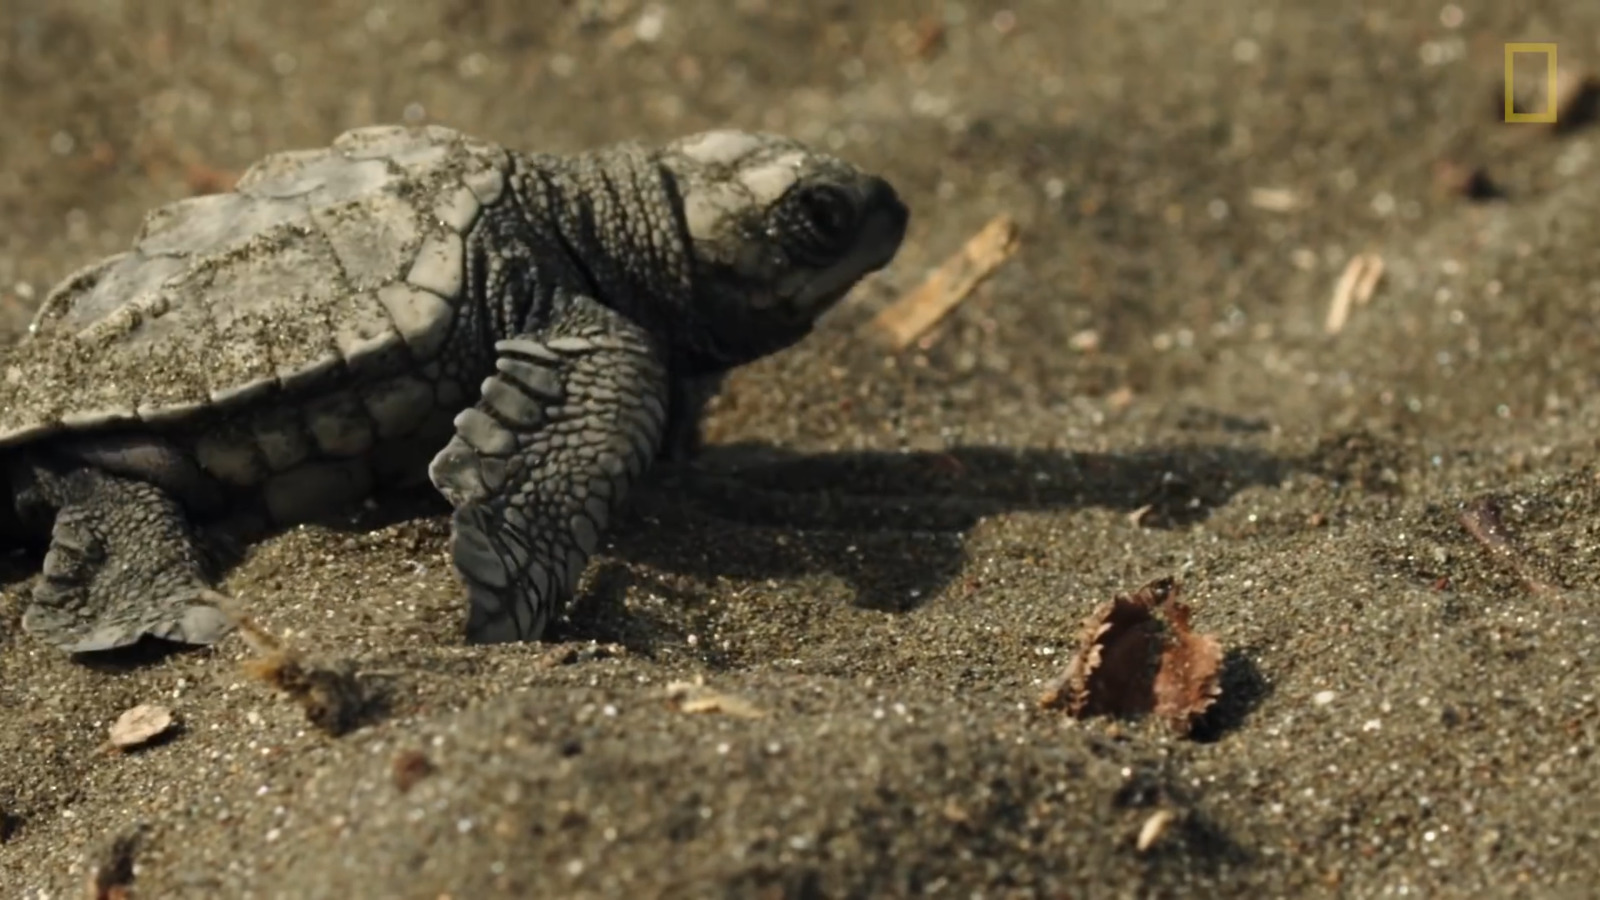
[782,184,856,262]
[797,185,855,245]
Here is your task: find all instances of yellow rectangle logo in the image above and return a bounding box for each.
[1505,42,1558,123]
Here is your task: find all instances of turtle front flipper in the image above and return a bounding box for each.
[427,294,669,644]
[15,462,232,653]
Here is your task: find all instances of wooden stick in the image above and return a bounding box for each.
[867,214,1019,350]
[1325,252,1384,335]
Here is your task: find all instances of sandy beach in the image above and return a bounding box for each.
[2,1,1598,896]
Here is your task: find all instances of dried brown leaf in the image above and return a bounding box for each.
[231,605,368,737]
[1040,578,1174,716]
[1076,596,1161,718]
[1041,578,1224,738]
[1152,599,1223,735]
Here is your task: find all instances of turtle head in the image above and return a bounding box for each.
[659,130,908,371]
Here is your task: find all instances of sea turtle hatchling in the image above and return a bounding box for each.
[0,124,908,653]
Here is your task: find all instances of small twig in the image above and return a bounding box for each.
[1325,253,1384,335]
[1352,254,1385,306]
[866,213,1019,350]
[1248,187,1302,212]
[1457,498,1558,595]
[1136,808,1179,852]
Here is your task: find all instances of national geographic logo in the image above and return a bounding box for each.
[1504,42,1557,124]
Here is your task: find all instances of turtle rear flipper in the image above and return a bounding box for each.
[16,463,231,653]
[426,293,668,644]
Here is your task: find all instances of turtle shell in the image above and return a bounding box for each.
[0,124,513,449]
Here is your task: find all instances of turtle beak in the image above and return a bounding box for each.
[783,179,909,319]
[860,177,909,271]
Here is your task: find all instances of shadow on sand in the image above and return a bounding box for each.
[609,439,1292,615]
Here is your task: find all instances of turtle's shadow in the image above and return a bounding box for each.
[595,439,1291,618]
